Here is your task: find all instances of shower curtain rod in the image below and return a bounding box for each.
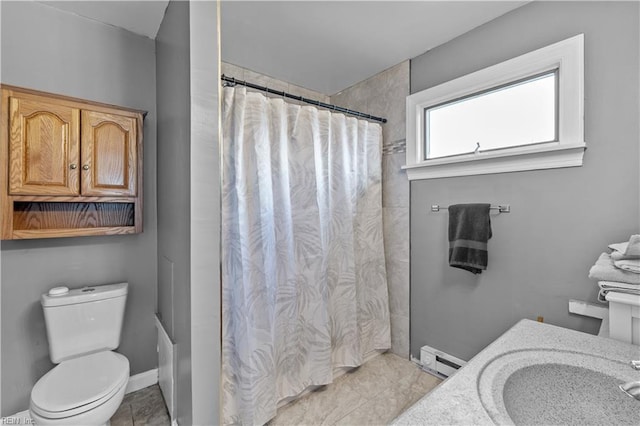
[221,75,387,123]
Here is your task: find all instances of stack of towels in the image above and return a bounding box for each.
[589,235,640,302]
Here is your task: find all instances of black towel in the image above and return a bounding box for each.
[448,204,492,274]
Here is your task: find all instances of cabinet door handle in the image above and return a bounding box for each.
[82,165,90,170]
[69,164,77,170]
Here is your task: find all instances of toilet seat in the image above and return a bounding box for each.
[30,351,129,419]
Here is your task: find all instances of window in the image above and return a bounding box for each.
[425,70,558,159]
[405,35,585,180]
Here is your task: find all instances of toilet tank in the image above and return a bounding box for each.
[42,282,128,363]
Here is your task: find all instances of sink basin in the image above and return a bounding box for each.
[477,349,640,425]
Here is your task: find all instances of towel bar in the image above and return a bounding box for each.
[431,204,510,213]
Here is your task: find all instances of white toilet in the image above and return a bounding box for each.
[29,283,130,426]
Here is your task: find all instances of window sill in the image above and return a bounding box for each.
[402,142,586,180]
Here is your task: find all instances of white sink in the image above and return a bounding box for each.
[477,349,640,425]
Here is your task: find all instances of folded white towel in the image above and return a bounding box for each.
[589,253,640,284]
[614,258,640,274]
[609,235,640,260]
[611,250,640,260]
[625,234,640,256]
[597,280,640,302]
[609,242,628,253]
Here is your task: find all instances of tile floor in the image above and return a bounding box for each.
[268,353,442,426]
[110,384,171,426]
[110,353,441,426]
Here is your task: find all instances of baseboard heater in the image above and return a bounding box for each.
[418,345,467,379]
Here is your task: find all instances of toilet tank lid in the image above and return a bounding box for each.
[41,282,128,307]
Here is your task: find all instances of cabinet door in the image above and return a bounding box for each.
[8,96,80,195]
[81,110,137,196]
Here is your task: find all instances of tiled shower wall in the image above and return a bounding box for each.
[221,61,411,357]
[331,62,411,357]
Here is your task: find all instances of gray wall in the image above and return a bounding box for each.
[156,1,192,424]
[188,1,220,424]
[157,1,221,423]
[0,1,158,415]
[410,1,640,362]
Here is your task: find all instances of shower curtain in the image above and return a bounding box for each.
[221,87,390,425]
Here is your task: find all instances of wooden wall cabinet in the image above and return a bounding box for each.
[1,86,144,239]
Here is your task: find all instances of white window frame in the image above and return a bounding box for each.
[405,34,585,180]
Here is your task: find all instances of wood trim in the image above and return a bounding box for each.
[0,85,147,117]
[1,89,13,239]
[135,115,144,233]
[12,226,137,240]
[11,195,135,203]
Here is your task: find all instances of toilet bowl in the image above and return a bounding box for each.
[30,351,129,426]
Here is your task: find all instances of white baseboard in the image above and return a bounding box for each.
[125,368,159,394]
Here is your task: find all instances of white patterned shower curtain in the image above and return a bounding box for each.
[221,87,391,425]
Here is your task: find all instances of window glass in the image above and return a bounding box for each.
[425,71,557,159]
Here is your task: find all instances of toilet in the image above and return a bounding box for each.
[29,283,129,425]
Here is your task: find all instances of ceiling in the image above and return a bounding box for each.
[221,1,529,94]
[40,1,169,39]
[41,1,529,94]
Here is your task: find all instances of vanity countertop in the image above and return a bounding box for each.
[391,319,640,425]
